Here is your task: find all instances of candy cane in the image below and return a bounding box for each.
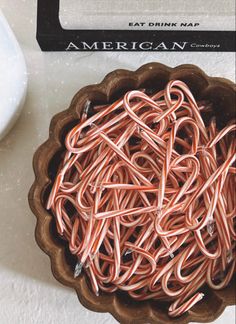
[47,80,235,317]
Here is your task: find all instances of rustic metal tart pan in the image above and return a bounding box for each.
[28,63,236,324]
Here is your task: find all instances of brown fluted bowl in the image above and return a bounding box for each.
[28,63,236,324]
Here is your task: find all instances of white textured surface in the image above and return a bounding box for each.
[0,1,235,324]
[60,0,235,30]
[60,0,235,15]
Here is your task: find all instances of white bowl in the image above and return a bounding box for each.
[0,10,27,141]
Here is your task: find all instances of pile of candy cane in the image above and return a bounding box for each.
[47,80,235,317]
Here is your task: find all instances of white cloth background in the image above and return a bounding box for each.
[0,0,235,323]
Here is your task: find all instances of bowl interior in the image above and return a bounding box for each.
[41,73,235,322]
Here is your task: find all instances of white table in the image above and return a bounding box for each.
[0,1,235,323]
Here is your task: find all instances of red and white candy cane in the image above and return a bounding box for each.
[47,80,235,317]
